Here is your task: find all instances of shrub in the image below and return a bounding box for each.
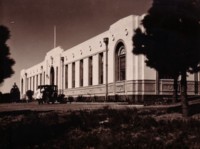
[68,96,74,103]
[26,90,34,101]
[57,94,66,103]
[76,95,84,102]
[0,93,11,103]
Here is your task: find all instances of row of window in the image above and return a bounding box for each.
[65,52,104,88]
[26,72,46,91]
[65,44,126,89]
[23,43,127,91]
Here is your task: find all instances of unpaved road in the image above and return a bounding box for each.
[0,102,144,112]
[1,99,199,113]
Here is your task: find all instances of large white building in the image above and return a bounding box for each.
[20,15,200,102]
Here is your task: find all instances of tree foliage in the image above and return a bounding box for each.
[0,25,15,84]
[133,0,200,117]
[133,0,200,75]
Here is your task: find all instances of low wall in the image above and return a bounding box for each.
[61,80,200,102]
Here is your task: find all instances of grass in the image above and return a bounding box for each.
[0,107,200,149]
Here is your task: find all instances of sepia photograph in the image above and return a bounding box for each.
[0,0,200,148]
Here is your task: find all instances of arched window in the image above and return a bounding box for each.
[115,42,126,81]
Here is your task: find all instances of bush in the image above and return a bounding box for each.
[76,95,84,102]
[1,107,200,148]
[0,93,11,103]
[57,94,66,103]
[68,96,74,103]
[26,90,34,101]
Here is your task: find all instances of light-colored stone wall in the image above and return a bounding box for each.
[20,15,200,99]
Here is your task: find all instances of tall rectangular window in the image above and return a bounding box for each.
[26,77,28,91]
[65,65,68,89]
[30,77,32,90]
[80,60,83,87]
[56,67,58,85]
[33,76,35,91]
[43,72,45,85]
[72,62,75,88]
[36,75,38,88]
[40,73,42,85]
[119,56,126,80]
[99,53,103,84]
[89,56,93,85]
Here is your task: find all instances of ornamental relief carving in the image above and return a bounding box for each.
[187,85,194,92]
[144,84,155,92]
[162,84,173,91]
[116,85,125,93]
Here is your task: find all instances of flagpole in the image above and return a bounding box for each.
[54,25,56,48]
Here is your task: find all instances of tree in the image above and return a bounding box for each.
[10,83,20,102]
[0,25,15,84]
[26,90,34,101]
[133,0,200,117]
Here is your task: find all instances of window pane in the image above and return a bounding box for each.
[119,56,126,80]
[120,70,126,80]
[115,44,126,81]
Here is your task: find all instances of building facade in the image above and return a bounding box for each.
[20,15,200,102]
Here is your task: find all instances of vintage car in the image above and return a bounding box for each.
[37,85,66,104]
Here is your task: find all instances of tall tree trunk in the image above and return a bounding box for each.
[180,71,189,117]
[173,75,178,103]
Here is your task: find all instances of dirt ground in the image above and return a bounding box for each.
[0,101,144,112]
[0,100,200,148]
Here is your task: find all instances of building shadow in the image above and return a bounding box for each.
[167,99,200,116]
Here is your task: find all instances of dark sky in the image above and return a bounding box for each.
[0,0,152,93]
